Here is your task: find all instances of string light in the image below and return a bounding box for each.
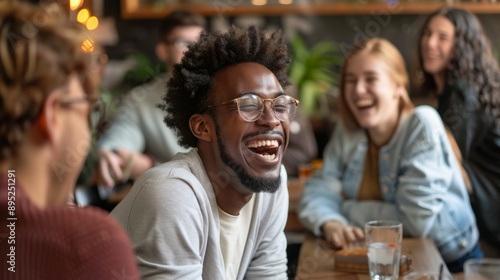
[70,0,99,51]
[81,38,95,53]
[69,0,83,11]
[77,8,89,24]
[71,1,99,32]
[252,0,267,6]
[86,16,99,30]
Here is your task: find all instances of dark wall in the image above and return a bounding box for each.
[102,2,500,84]
[103,1,161,61]
[100,3,500,157]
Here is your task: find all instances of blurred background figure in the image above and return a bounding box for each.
[0,1,139,279]
[95,10,206,188]
[298,38,481,273]
[282,87,318,178]
[416,6,500,257]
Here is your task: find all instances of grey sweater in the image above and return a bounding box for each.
[98,75,188,163]
[111,150,289,280]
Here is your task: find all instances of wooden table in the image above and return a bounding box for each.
[295,233,453,280]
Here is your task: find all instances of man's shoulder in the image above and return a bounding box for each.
[128,152,210,204]
[142,152,203,184]
[122,75,167,106]
[111,153,215,234]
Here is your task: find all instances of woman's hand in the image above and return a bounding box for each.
[322,221,365,249]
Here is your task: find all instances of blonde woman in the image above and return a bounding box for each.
[298,38,482,272]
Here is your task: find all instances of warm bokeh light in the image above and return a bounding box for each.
[81,38,95,53]
[252,0,267,5]
[69,0,83,11]
[86,16,99,30]
[279,0,293,4]
[77,9,89,24]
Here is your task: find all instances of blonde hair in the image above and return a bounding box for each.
[0,1,95,160]
[338,38,414,131]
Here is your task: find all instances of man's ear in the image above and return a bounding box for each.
[155,42,168,63]
[189,114,213,143]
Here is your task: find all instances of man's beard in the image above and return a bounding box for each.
[214,120,281,193]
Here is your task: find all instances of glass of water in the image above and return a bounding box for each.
[464,258,500,280]
[365,220,403,280]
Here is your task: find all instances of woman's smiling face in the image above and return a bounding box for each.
[343,52,402,138]
[420,15,456,76]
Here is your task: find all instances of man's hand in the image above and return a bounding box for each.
[96,148,154,187]
[322,221,365,249]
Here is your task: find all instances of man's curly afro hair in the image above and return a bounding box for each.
[158,25,291,148]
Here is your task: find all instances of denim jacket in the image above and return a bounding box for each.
[297,106,479,263]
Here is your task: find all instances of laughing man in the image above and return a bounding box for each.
[111,26,297,279]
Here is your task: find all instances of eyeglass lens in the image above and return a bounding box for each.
[88,101,103,131]
[238,95,296,122]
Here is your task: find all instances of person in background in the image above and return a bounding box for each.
[297,38,482,273]
[75,44,108,189]
[0,2,139,279]
[95,10,206,187]
[416,6,500,257]
[282,93,317,177]
[111,26,294,279]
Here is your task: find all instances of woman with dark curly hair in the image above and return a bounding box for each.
[416,6,500,257]
[111,26,297,279]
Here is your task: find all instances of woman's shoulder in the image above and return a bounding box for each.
[64,207,139,278]
[412,105,442,125]
[333,121,367,142]
[443,79,479,103]
[401,105,446,140]
[65,207,135,251]
[66,206,129,235]
[34,206,135,258]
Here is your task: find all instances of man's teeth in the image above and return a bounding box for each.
[356,99,374,107]
[258,154,276,160]
[247,140,279,149]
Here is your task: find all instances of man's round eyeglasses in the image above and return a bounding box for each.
[204,94,300,122]
[60,97,105,131]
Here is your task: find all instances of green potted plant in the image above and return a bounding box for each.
[288,34,343,117]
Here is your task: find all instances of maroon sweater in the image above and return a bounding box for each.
[0,173,139,280]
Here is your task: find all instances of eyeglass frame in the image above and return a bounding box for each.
[203,93,300,122]
[164,38,193,48]
[59,96,105,131]
[91,52,108,65]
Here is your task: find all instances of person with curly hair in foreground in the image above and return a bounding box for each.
[111,26,297,279]
[0,2,139,279]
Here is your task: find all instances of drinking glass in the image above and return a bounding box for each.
[464,258,500,280]
[365,220,403,280]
